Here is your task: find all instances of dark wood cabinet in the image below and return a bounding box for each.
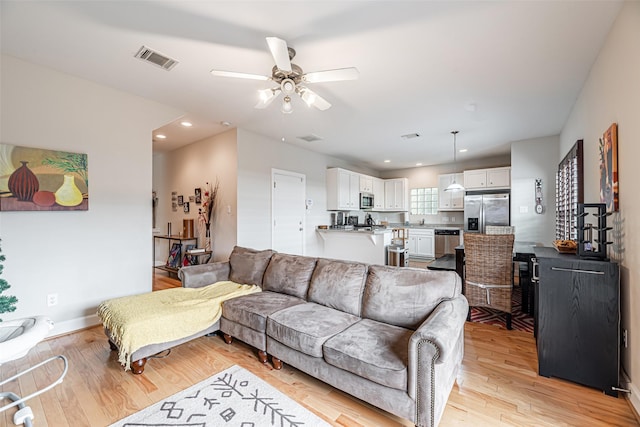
[534,247,619,396]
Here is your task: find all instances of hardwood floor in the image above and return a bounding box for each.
[1,270,637,427]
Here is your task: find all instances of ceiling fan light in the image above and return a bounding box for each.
[281,78,296,95]
[259,88,274,102]
[255,88,280,109]
[281,96,293,114]
[300,89,316,107]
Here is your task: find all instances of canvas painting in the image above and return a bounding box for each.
[166,243,182,268]
[0,143,88,211]
[599,123,618,212]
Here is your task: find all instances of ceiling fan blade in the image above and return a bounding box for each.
[255,88,281,109]
[299,88,332,111]
[210,69,270,81]
[266,37,292,73]
[302,67,359,83]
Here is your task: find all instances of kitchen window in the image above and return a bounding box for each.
[410,187,438,215]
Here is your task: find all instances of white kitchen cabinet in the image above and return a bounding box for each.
[487,167,511,188]
[372,177,385,210]
[408,228,435,259]
[437,173,464,211]
[326,168,360,210]
[384,178,409,211]
[359,175,373,193]
[463,167,511,190]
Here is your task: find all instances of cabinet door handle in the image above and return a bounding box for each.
[551,267,605,275]
[532,258,539,280]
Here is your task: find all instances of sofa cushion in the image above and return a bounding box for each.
[262,253,317,299]
[363,265,462,330]
[323,318,412,391]
[267,303,360,358]
[228,246,274,287]
[307,259,368,316]
[222,291,305,332]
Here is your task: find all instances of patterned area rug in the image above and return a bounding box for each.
[109,365,330,427]
[470,286,534,333]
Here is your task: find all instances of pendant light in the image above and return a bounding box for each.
[445,130,465,192]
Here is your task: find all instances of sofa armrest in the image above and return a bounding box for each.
[407,295,468,426]
[410,295,468,365]
[178,261,231,288]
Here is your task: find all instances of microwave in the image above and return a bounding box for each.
[360,192,374,209]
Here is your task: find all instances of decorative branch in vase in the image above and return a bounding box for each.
[198,179,219,252]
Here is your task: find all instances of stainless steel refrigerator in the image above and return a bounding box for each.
[464,192,510,233]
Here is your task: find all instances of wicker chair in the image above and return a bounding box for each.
[463,233,515,329]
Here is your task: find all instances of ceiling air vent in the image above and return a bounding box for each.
[297,134,323,143]
[401,133,421,140]
[135,46,178,71]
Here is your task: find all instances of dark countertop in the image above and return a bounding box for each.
[389,223,463,229]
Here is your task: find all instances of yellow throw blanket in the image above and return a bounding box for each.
[97,281,261,370]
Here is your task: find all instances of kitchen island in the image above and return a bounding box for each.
[317,227,392,265]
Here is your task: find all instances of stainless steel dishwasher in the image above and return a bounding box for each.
[434,229,461,259]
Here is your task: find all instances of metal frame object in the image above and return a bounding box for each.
[0,355,68,425]
[0,316,68,426]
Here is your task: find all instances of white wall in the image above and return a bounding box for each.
[236,128,367,257]
[0,55,182,334]
[153,129,238,263]
[560,1,639,412]
[510,136,559,245]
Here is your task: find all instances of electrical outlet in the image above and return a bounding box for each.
[47,293,58,307]
[622,329,628,348]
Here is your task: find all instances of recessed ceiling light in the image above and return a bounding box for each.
[281,137,285,142]
[155,134,167,139]
[459,148,468,153]
[220,121,231,127]
[180,121,193,127]
[384,160,391,163]
[416,163,423,166]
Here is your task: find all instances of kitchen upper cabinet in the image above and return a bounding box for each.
[384,178,409,211]
[326,168,360,210]
[359,175,373,193]
[463,167,511,190]
[437,173,464,211]
[408,228,435,259]
[372,177,385,209]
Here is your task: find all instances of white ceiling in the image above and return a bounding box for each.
[1,1,623,171]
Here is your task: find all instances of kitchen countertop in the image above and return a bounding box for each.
[388,223,463,230]
[317,228,392,235]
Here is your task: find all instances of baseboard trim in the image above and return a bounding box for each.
[628,381,640,422]
[48,314,101,338]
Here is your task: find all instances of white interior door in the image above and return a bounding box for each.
[272,169,305,254]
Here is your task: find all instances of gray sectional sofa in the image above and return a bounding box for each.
[179,246,468,427]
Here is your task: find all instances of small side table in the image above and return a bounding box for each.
[185,250,212,265]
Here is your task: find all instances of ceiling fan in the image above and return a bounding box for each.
[211,37,359,113]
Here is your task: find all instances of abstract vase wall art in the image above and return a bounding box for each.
[0,143,88,211]
[54,174,84,206]
[599,123,618,212]
[7,161,39,201]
